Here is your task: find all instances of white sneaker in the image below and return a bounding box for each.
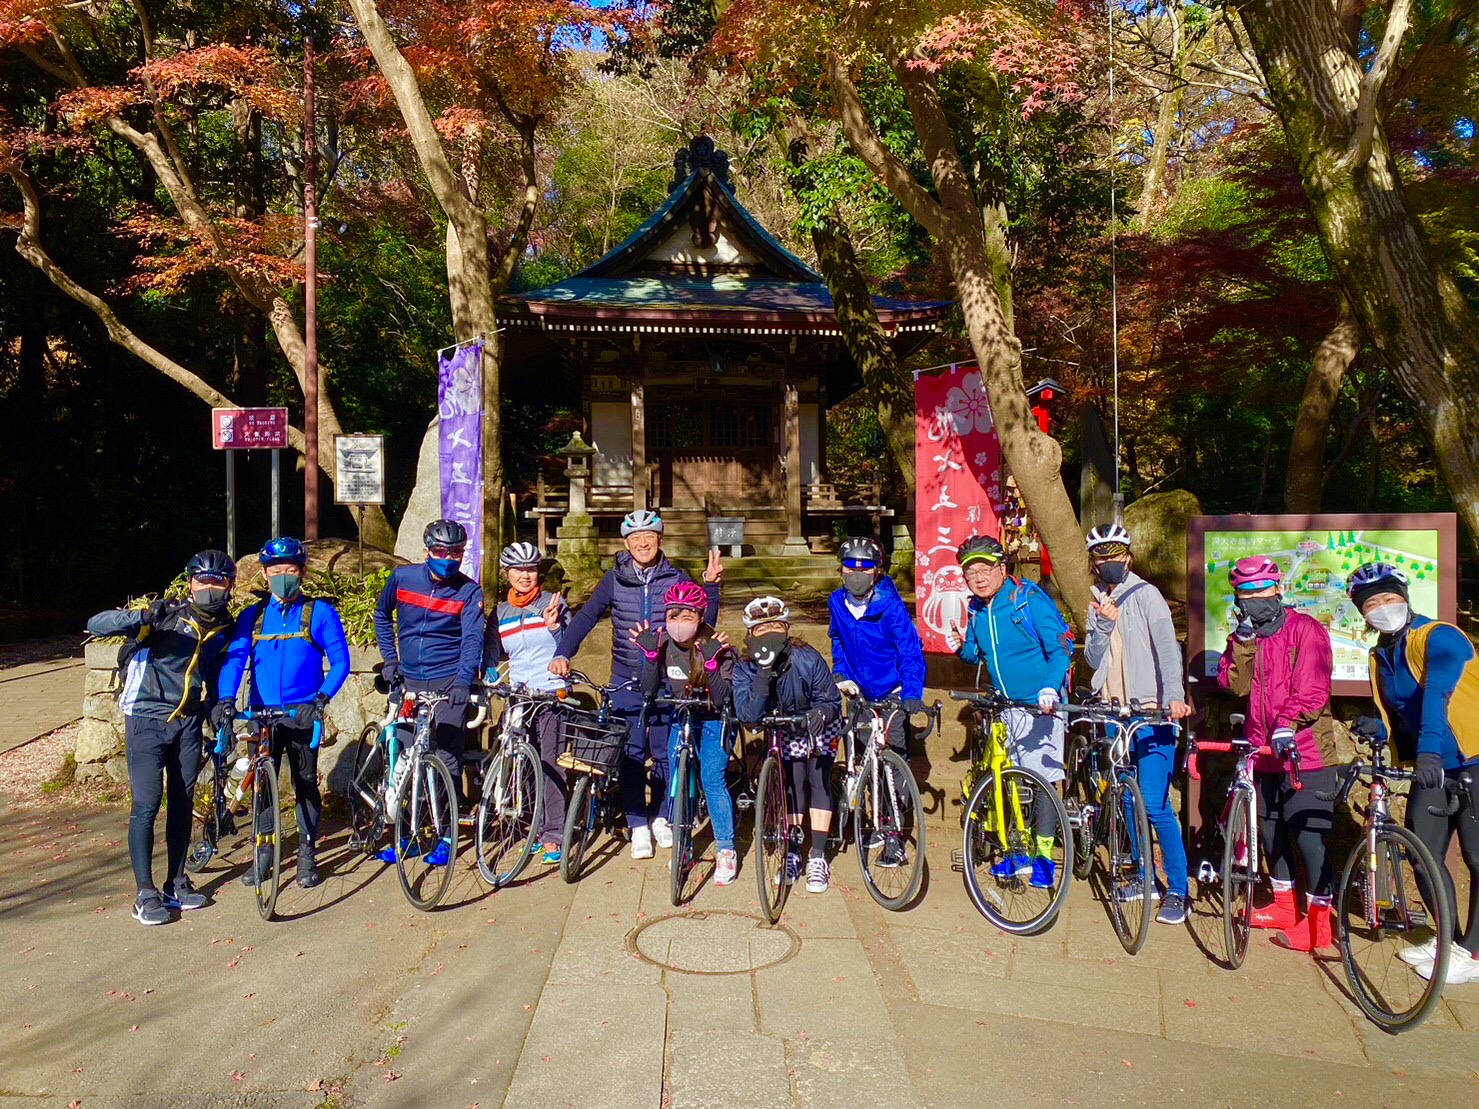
[651,817,673,850]
[1399,936,1441,966]
[1416,947,1479,985]
[806,856,830,894]
[715,849,738,886]
[630,826,654,860]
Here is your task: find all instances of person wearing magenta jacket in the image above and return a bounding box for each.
[1215,554,1339,954]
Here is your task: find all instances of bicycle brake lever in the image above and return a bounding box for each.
[310,720,322,751]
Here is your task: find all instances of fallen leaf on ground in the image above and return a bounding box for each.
[383,1071,400,1083]
[1183,999,1197,1008]
[128,1025,139,1033]
[229,1071,244,1083]
[1121,1060,1133,1068]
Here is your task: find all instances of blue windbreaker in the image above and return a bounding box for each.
[828,576,926,701]
[373,563,485,686]
[217,595,350,709]
[1371,614,1478,769]
[956,578,1072,701]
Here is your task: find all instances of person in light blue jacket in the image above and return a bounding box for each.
[946,535,1073,888]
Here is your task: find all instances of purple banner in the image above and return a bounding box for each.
[437,341,483,580]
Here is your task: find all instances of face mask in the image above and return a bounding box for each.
[666,619,699,645]
[268,573,301,601]
[190,587,230,615]
[1236,595,1285,631]
[427,557,458,578]
[746,631,788,665]
[1365,602,1410,634]
[1095,562,1129,586]
[842,571,875,599]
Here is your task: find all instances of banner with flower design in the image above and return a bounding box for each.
[915,365,1003,653]
[437,341,483,580]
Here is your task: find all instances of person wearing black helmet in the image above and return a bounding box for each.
[86,550,239,925]
[216,537,350,889]
[373,520,485,802]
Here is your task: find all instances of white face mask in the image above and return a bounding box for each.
[1365,602,1410,634]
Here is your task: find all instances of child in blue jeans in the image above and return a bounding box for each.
[1082,523,1193,925]
[632,581,739,884]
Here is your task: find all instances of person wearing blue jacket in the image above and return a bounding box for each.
[548,509,720,859]
[373,519,485,799]
[828,536,927,722]
[947,534,1074,888]
[216,537,349,889]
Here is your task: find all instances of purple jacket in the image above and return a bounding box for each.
[1216,608,1336,772]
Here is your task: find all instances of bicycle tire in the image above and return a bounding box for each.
[754,755,790,925]
[1221,789,1255,970]
[962,765,1072,935]
[186,761,226,874]
[670,747,695,906]
[1107,773,1153,955]
[251,755,282,921]
[1064,758,1096,882]
[560,775,595,884]
[856,748,926,911]
[346,724,385,853]
[394,754,459,911]
[1336,824,1452,1033]
[475,743,543,889]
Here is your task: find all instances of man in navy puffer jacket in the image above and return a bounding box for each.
[549,510,719,858]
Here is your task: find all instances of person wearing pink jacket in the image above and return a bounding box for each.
[1216,555,1338,954]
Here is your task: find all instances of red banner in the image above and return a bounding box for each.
[915,366,1003,653]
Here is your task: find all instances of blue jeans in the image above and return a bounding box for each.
[1126,724,1189,899]
[612,687,671,830]
[668,718,737,853]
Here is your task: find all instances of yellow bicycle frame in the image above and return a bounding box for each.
[963,713,1029,850]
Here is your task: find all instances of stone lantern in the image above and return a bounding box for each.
[554,433,602,602]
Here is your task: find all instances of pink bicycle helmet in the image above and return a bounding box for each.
[663,580,708,613]
[1229,555,1282,592]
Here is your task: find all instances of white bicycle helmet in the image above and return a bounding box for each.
[500,542,542,569]
[1085,522,1132,554]
[742,595,791,628]
[620,509,664,537]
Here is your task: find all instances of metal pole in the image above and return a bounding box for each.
[1107,2,1124,522]
[357,506,365,577]
[225,450,237,560]
[270,448,281,537]
[303,34,320,539]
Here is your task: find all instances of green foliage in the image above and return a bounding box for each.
[304,568,390,649]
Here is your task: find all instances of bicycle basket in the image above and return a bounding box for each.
[557,713,627,777]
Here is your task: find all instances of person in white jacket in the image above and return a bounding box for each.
[1082,523,1193,925]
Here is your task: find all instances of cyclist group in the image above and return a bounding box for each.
[92,512,1479,992]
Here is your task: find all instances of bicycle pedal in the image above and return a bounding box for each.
[950,849,965,872]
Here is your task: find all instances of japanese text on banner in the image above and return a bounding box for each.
[437,342,483,580]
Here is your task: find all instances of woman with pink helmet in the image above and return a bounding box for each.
[1216,554,1339,953]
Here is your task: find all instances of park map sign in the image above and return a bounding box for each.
[1186,514,1459,696]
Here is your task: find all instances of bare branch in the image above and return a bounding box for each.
[1346,0,1413,171]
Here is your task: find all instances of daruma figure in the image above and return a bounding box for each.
[922,564,971,638]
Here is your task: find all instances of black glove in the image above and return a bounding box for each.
[634,625,663,659]
[295,692,331,725]
[209,701,236,731]
[1270,727,1296,760]
[380,660,401,688]
[902,697,927,717]
[1415,752,1445,792]
[699,636,727,665]
[804,707,829,735]
[447,684,471,710]
[1232,620,1255,643]
[139,599,170,627]
[1351,715,1385,740]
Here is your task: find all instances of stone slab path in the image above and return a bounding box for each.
[0,657,84,755]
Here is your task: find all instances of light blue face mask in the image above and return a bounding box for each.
[427,557,458,578]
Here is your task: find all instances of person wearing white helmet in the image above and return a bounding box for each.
[549,509,722,859]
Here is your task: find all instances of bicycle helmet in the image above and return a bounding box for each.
[956,535,1005,569]
[258,536,306,566]
[500,542,542,569]
[185,549,236,580]
[1085,522,1132,556]
[423,518,468,548]
[620,508,663,537]
[1347,561,1409,607]
[838,536,883,568]
[1229,554,1281,592]
[664,580,709,613]
[742,595,790,628]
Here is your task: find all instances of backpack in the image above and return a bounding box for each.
[1005,578,1074,662]
[250,597,320,649]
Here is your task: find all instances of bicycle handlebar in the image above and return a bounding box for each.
[1188,740,1301,790]
[236,707,323,750]
[760,712,811,728]
[1431,772,1476,817]
[845,695,943,737]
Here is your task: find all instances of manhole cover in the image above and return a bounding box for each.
[628,910,801,975]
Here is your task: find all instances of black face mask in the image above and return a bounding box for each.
[745,632,789,667]
[842,571,875,599]
[1237,595,1286,635]
[189,587,231,622]
[1095,562,1129,586]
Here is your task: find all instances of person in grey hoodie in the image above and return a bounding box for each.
[1082,523,1193,925]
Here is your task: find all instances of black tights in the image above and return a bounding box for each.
[786,754,833,816]
[1406,771,1479,953]
[1257,767,1336,899]
[125,715,204,893]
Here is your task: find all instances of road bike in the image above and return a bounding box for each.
[1062,700,1175,955]
[950,690,1072,934]
[651,694,735,906]
[559,672,637,884]
[1187,714,1302,970]
[345,687,467,911]
[835,695,937,910]
[474,682,561,890]
[751,711,812,925]
[187,724,247,876]
[1319,736,1462,1032]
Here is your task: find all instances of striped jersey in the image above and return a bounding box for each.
[484,591,570,692]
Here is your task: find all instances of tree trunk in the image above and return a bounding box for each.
[1284,297,1362,513]
[1237,0,1479,547]
[1132,2,1186,231]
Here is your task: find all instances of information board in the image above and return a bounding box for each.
[334,435,385,505]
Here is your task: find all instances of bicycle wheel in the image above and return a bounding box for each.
[856,748,926,910]
[1221,789,1256,970]
[1063,760,1096,882]
[1336,824,1452,1033]
[475,743,543,889]
[250,756,282,921]
[962,766,1071,934]
[394,754,459,911]
[561,775,595,884]
[754,755,790,925]
[186,762,228,873]
[1106,773,1153,955]
[670,747,698,906]
[346,724,385,853]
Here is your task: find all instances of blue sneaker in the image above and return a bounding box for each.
[424,838,452,867]
[1029,856,1056,889]
[375,838,415,864]
[541,844,562,864]
[990,853,1032,880]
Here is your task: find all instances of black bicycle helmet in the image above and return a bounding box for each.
[838,536,884,566]
[423,518,468,548]
[956,535,1005,569]
[185,549,237,580]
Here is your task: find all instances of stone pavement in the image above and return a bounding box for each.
[0,655,84,755]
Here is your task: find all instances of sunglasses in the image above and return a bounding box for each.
[429,546,465,559]
[841,559,878,571]
[191,573,231,586]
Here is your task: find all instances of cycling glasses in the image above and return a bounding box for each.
[428,545,466,559]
